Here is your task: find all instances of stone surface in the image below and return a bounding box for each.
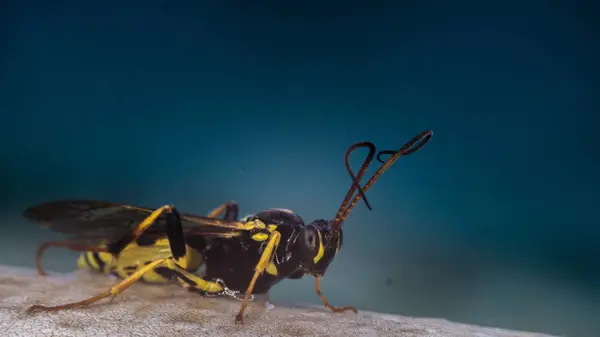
[0,266,556,337]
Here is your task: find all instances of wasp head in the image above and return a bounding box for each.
[292,131,433,279]
[297,219,343,276]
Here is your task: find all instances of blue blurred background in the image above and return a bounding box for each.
[1,1,598,336]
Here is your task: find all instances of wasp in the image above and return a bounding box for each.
[24,130,433,324]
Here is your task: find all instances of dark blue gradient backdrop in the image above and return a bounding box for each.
[1,1,598,336]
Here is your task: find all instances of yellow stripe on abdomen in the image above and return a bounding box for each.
[76,251,114,273]
[75,243,205,285]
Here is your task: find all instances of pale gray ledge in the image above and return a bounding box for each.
[0,266,557,337]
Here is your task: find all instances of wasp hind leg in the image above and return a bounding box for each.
[35,240,109,276]
[107,201,243,257]
[26,208,225,314]
[26,258,172,313]
[25,258,224,314]
[314,276,357,314]
[105,205,176,256]
[110,202,238,283]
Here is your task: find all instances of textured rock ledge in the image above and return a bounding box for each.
[0,266,555,337]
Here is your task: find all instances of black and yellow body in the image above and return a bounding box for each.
[202,209,340,295]
[23,130,433,325]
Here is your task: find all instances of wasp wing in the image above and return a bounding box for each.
[23,199,250,243]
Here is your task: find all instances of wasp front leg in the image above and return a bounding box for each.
[313,276,357,314]
[235,230,281,324]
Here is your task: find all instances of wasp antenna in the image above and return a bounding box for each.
[344,143,377,212]
[376,130,433,164]
[331,141,376,230]
[333,130,433,232]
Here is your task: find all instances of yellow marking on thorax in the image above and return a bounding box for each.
[245,219,266,230]
[251,224,280,274]
[252,233,269,241]
[251,223,278,242]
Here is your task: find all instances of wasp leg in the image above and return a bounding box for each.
[24,256,224,314]
[107,205,176,256]
[207,201,239,221]
[27,208,226,314]
[314,276,357,314]
[235,230,281,324]
[25,256,226,314]
[143,205,221,290]
[162,205,225,293]
[111,239,175,284]
[26,258,170,313]
[108,203,253,256]
[35,241,109,276]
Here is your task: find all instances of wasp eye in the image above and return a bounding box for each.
[303,226,318,250]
